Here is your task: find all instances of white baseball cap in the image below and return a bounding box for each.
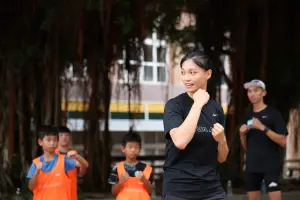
[244,79,266,90]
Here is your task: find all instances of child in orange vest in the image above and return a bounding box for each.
[56,126,89,200]
[27,125,89,200]
[108,132,153,200]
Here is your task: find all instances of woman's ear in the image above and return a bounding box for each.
[206,69,212,80]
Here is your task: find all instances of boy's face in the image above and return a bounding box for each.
[58,132,71,147]
[38,135,58,153]
[247,86,266,104]
[121,142,141,160]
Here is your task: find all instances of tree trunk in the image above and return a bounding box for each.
[7,68,15,173]
[34,64,44,157]
[17,75,27,176]
[259,0,269,80]
[226,0,249,186]
[98,0,113,191]
[83,57,101,192]
[54,32,61,126]
[292,1,300,151]
[43,49,53,125]
[101,69,112,191]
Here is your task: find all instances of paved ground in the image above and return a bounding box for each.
[83,192,300,200]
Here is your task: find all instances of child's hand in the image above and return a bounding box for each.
[36,162,43,171]
[119,171,129,184]
[135,171,145,180]
[67,150,78,159]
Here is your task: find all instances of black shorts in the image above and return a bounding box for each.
[162,192,228,200]
[245,172,281,192]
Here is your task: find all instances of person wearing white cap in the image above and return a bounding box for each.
[239,79,288,200]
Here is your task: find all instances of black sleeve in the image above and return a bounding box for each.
[163,99,184,139]
[273,110,288,135]
[217,104,227,137]
[108,165,119,185]
[217,104,225,128]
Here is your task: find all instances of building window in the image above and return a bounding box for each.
[143,45,153,62]
[157,66,166,82]
[157,47,166,62]
[143,65,154,81]
[118,32,168,84]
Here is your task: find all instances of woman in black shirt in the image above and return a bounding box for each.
[163,50,229,200]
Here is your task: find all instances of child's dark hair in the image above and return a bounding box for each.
[180,49,212,71]
[122,132,142,147]
[56,125,71,133]
[38,125,58,140]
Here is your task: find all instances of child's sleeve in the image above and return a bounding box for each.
[108,165,118,184]
[64,155,76,172]
[26,163,37,179]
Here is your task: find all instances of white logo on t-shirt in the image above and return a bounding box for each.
[268,182,278,187]
[196,126,212,133]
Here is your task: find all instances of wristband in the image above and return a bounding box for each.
[263,126,270,133]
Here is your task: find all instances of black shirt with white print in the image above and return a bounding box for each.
[163,92,225,199]
[244,106,288,173]
[108,161,152,185]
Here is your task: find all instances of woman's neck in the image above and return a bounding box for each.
[187,92,194,99]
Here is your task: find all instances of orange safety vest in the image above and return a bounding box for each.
[32,154,71,200]
[55,149,78,200]
[116,161,152,200]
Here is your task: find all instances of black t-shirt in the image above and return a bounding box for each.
[108,162,152,184]
[163,93,225,199]
[244,106,288,173]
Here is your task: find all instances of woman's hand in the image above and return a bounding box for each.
[212,123,226,143]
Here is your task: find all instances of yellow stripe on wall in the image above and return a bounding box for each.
[61,101,145,113]
[61,101,228,114]
[110,103,145,112]
[61,101,89,111]
[148,104,165,113]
